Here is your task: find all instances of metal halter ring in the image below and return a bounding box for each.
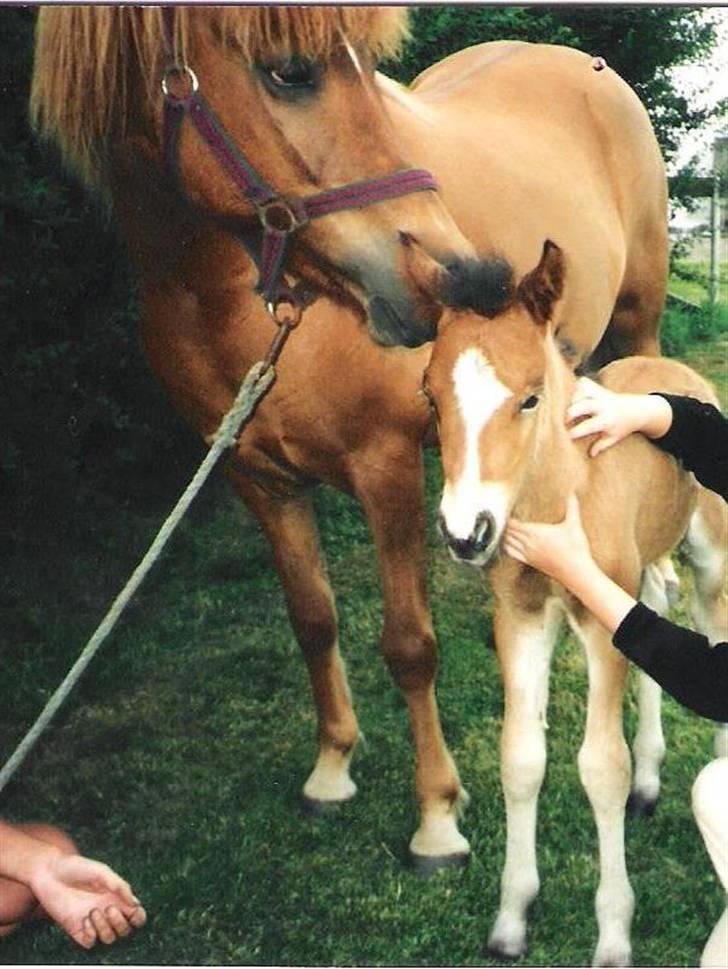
[258,199,305,234]
[267,297,304,327]
[161,64,200,101]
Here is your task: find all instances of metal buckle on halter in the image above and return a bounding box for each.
[161,64,199,102]
[266,295,304,327]
[257,199,307,234]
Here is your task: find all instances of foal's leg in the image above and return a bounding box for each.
[233,477,359,807]
[628,563,668,817]
[487,599,561,959]
[575,619,634,968]
[354,447,469,871]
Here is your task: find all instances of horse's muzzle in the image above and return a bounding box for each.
[366,293,437,348]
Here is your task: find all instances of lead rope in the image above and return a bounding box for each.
[0,313,299,797]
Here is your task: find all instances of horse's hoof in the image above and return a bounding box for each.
[301,795,352,817]
[408,849,470,878]
[626,791,657,819]
[482,939,527,961]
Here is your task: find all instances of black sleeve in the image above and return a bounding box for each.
[613,602,728,721]
[651,394,728,500]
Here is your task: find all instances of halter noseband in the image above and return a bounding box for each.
[160,10,438,313]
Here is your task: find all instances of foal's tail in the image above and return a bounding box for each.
[682,487,728,648]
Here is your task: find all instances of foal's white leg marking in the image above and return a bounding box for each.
[440,349,513,541]
[488,600,561,959]
[630,564,667,810]
[571,618,634,968]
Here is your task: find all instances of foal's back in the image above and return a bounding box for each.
[583,356,720,577]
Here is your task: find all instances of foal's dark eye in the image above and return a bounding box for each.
[421,383,439,419]
[259,57,319,97]
[519,394,540,412]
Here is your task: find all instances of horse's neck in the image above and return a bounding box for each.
[515,346,585,523]
[110,154,261,321]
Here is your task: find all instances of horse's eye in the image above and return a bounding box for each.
[260,57,319,96]
[520,394,540,412]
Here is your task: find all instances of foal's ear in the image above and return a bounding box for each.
[517,240,565,326]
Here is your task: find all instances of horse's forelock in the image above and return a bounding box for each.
[216,6,409,64]
[441,257,515,320]
[30,5,409,192]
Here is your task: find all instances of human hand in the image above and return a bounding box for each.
[566,377,672,457]
[29,853,146,949]
[503,493,595,586]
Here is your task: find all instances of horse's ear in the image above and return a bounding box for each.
[517,240,565,326]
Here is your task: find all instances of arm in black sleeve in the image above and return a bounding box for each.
[613,602,728,721]
[651,394,728,500]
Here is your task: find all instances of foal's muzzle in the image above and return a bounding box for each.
[438,511,496,566]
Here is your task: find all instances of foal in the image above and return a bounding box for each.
[421,240,727,966]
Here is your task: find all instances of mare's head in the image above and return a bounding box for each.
[421,240,577,567]
[31,5,479,347]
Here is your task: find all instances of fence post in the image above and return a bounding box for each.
[710,136,727,307]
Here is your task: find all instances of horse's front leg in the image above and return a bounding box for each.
[355,448,469,872]
[234,477,359,808]
[487,598,561,959]
[576,618,634,968]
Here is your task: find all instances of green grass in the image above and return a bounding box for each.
[0,327,725,967]
[669,259,727,307]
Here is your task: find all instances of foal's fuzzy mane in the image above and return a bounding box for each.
[30,5,409,189]
[442,257,515,319]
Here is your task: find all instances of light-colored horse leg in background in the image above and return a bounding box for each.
[235,480,360,806]
[487,598,562,959]
[628,563,669,817]
[683,489,728,756]
[572,617,634,968]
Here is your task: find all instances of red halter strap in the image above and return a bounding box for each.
[159,9,438,307]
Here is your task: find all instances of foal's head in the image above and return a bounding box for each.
[422,240,572,567]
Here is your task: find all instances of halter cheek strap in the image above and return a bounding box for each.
[159,14,438,309]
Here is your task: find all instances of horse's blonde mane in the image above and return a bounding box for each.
[30,5,409,190]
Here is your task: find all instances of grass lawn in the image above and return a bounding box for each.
[0,324,725,966]
[669,259,727,307]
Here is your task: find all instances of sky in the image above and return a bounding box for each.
[665,7,728,172]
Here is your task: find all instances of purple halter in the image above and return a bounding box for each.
[160,9,438,310]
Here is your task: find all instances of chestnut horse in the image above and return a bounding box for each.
[31,7,668,868]
[422,240,727,965]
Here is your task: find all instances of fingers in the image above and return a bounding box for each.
[568,414,604,439]
[84,904,145,946]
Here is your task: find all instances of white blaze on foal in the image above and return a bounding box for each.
[440,348,512,550]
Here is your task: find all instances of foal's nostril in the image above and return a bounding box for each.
[472,511,495,552]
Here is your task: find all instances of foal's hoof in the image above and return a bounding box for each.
[626,791,657,819]
[301,795,352,817]
[483,938,527,961]
[408,849,470,878]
